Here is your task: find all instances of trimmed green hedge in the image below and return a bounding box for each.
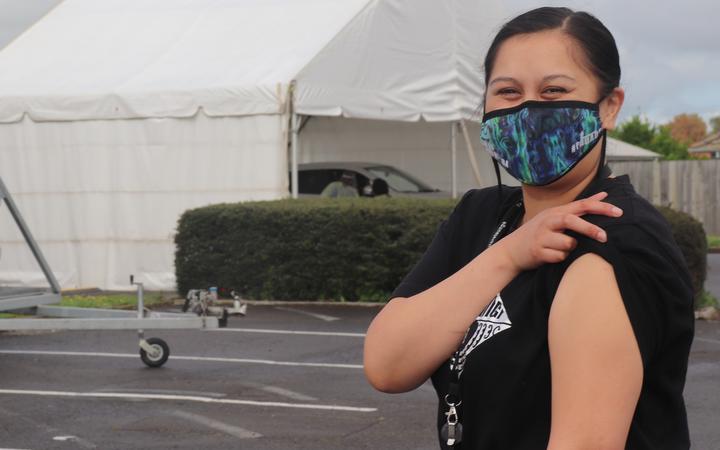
[175,197,456,301]
[656,206,707,304]
[175,198,708,303]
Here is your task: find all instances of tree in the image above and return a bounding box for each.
[710,116,720,134]
[610,114,689,160]
[651,125,689,160]
[667,113,707,145]
[609,115,655,149]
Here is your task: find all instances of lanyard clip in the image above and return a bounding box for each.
[441,394,463,446]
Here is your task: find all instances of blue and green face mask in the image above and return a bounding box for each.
[479,100,605,186]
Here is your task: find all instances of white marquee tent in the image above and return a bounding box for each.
[0,0,656,290]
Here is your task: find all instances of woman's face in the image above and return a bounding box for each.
[484,29,624,189]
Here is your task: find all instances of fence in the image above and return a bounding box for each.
[611,159,720,235]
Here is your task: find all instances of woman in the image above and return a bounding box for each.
[363,7,694,450]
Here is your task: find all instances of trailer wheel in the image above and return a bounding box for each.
[140,337,170,368]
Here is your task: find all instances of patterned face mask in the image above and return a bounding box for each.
[479,100,604,186]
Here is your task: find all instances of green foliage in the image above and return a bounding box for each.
[651,125,690,160]
[656,206,708,301]
[696,290,719,310]
[610,115,689,160]
[710,116,720,134]
[175,198,709,307]
[609,115,656,147]
[58,293,166,309]
[175,197,457,301]
[708,235,720,249]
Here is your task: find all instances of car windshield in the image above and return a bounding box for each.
[365,166,435,193]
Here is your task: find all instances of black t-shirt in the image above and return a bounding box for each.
[390,175,695,450]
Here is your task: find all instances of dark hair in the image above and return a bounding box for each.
[483,7,620,99]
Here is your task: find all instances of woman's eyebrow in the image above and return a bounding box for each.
[488,76,517,86]
[488,74,576,86]
[542,74,576,83]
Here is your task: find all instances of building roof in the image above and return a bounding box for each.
[689,133,720,153]
[606,137,660,161]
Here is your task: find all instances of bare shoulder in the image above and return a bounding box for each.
[550,252,630,340]
[546,253,643,449]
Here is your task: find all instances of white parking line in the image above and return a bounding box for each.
[53,435,97,449]
[252,383,318,402]
[273,307,341,322]
[0,350,363,369]
[0,389,377,412]
[695,337,720,345]
[214,327,365,337]
[95,388,227,398]
[171,410,262,439]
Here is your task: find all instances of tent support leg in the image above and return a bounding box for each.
[0,177,61,294]
[291,113,300,199]
[451,122,458,199]
[460,120,484,187]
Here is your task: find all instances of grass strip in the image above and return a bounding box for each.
[57,293,171,310]
[708,235,720,249]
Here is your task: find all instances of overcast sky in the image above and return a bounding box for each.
[1,0,717,127]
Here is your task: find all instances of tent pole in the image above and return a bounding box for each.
[460,119,484,187]
[291,112,300,199]
[450,122,457,199]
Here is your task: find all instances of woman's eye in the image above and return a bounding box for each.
[543,86,567,94]
[497,88,519,95]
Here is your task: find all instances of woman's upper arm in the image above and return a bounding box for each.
[547,253,643,450]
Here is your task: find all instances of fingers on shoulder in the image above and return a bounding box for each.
[558,214,607,242]
[564,195,623,219]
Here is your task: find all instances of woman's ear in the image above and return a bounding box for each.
[599,87,625,130]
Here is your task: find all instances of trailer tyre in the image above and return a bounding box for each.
[140,337,170,368]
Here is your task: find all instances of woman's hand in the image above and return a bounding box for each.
[497,192,623,271]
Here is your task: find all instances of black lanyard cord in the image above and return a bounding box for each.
[440,198,523,447]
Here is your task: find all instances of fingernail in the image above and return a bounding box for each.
[612,207,623,216]
[598,230,607,242]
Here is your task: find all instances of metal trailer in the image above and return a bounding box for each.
[0,176,238,368]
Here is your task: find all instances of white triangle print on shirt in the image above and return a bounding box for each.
[457,293,512,376]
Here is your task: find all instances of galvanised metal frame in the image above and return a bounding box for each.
[0,176,61,311]
[0,178,219,366]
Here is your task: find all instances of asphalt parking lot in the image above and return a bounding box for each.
[707,254,720,302]
[0,304,438,450]
[0,302,719,450]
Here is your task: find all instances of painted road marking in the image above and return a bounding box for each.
[95,388,227,398]
[688,361,720,376]
[102,383,316,402]
[51,435,96,448]
[0,389,377,412]
[250,383,318,402]
[171,410,262,439]
[273,307,340,322]
[0,405,96,448]
[214,327,365,337]
[0,350,363,369]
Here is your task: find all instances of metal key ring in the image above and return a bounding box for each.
[444,394,462,407]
